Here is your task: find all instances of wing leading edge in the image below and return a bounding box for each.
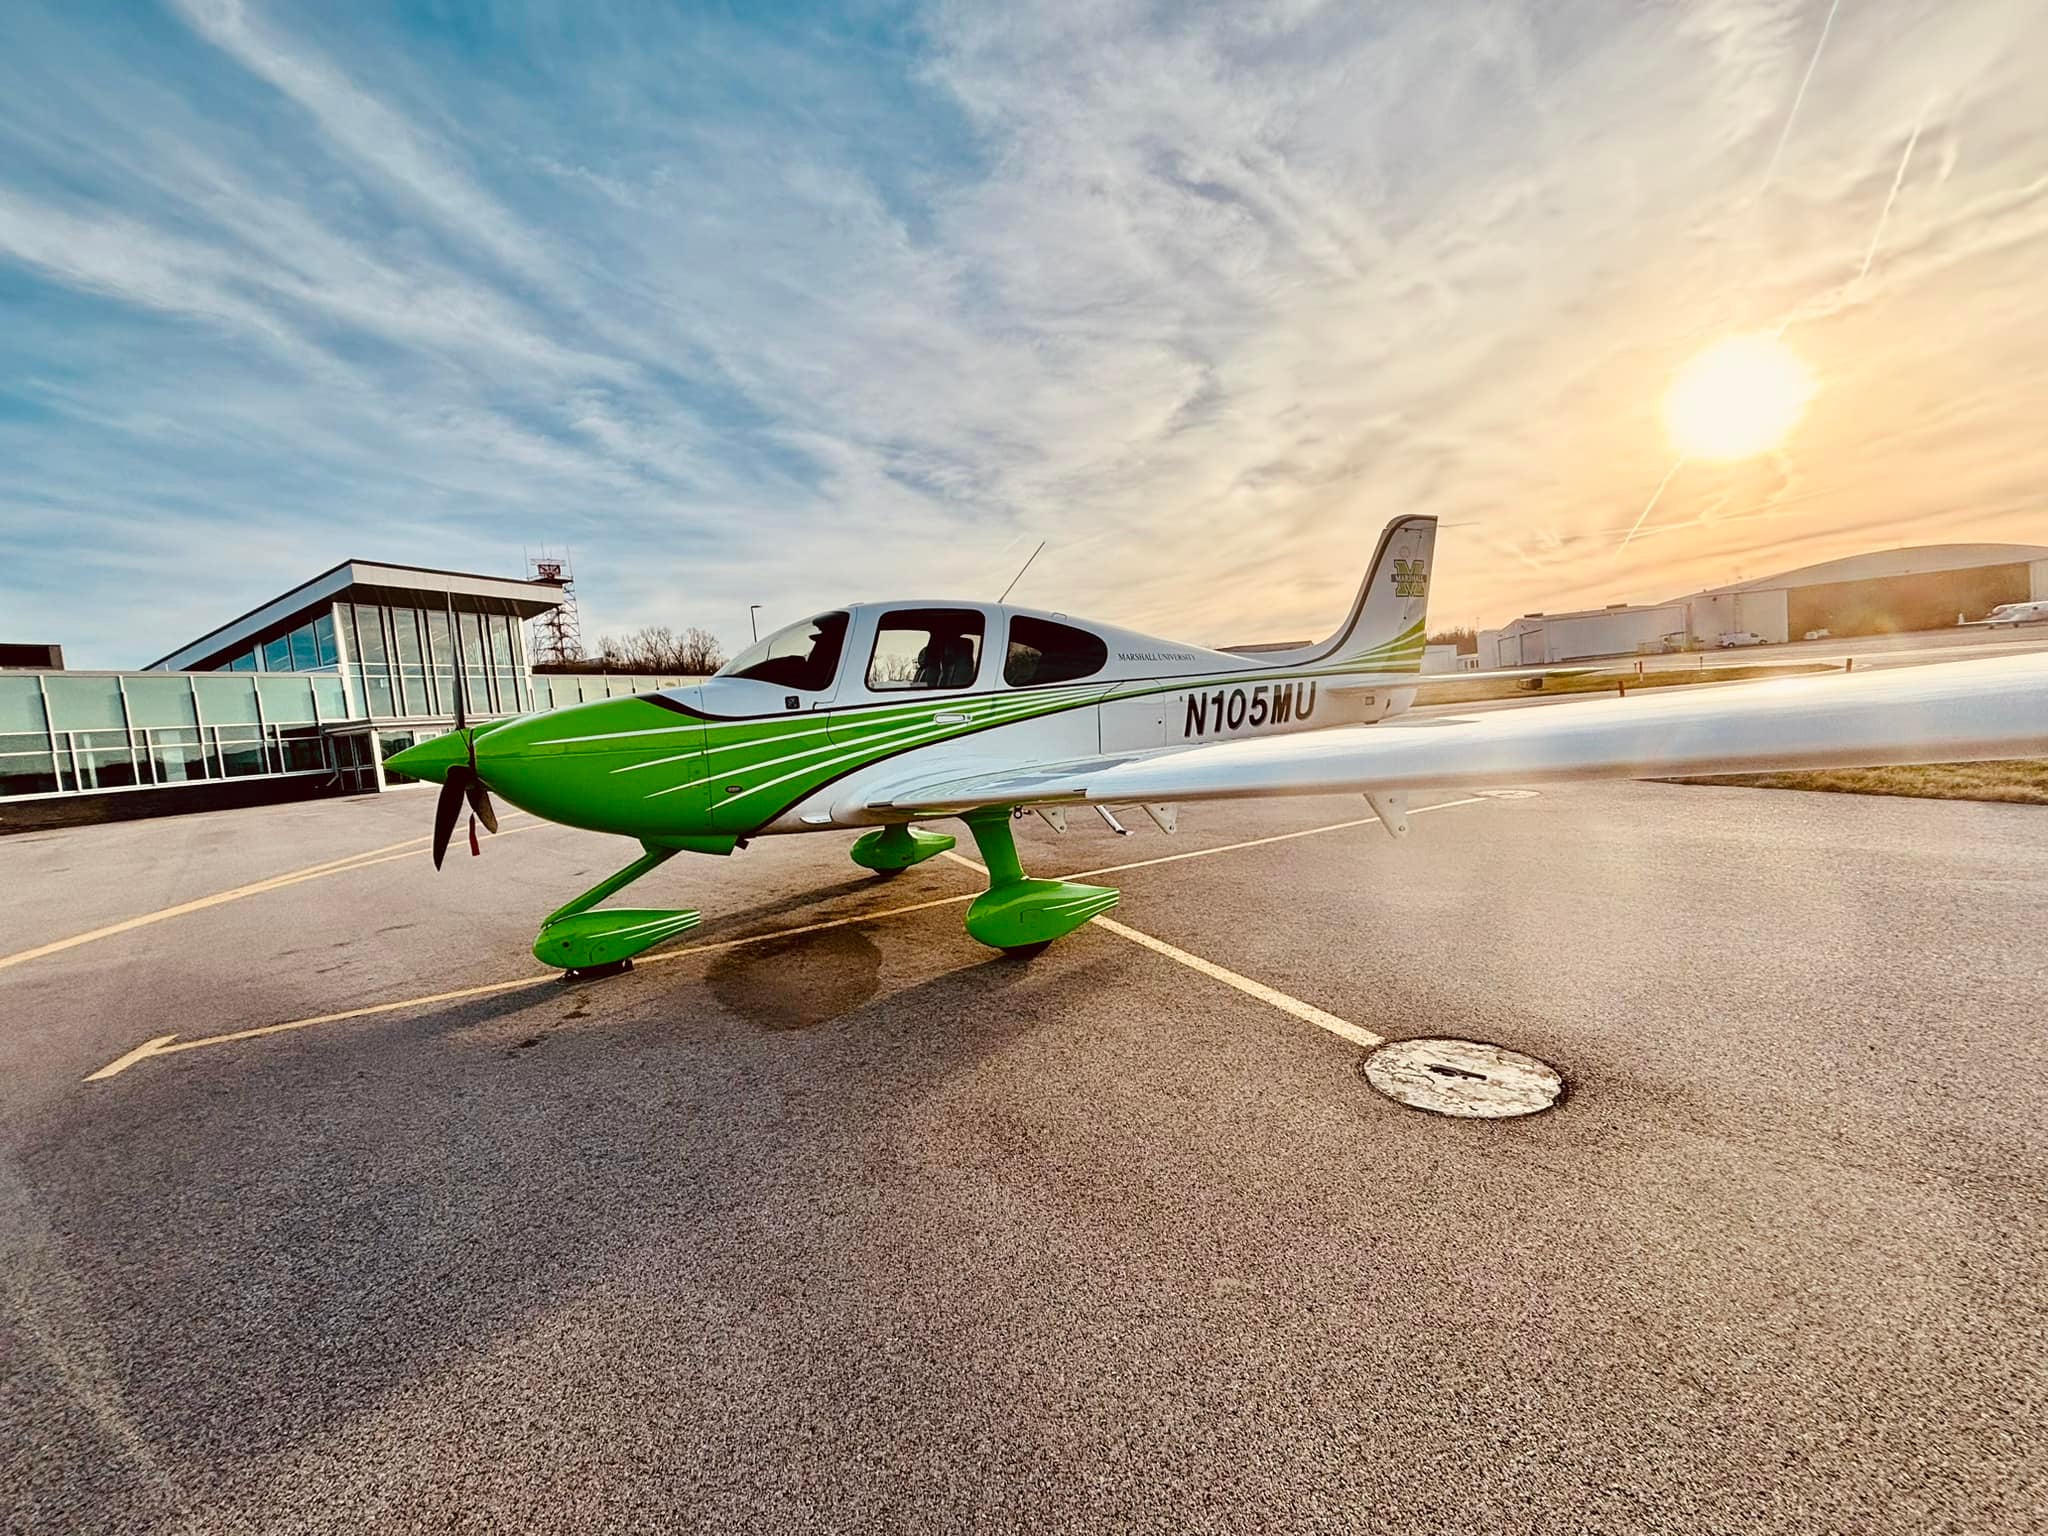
[859,652,2048,815]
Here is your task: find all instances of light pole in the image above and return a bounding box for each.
[749,605,762,642]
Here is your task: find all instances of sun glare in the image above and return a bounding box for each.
[1662,333,1816,461]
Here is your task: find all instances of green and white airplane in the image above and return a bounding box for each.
[388,515,2048,975]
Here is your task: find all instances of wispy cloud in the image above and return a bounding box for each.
[0,0,2044,665]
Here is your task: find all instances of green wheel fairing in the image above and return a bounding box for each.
[530,841,702,971]
[850,823,956,873]
[960,809,1118,950]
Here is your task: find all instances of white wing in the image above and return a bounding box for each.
[862,653,2048,814]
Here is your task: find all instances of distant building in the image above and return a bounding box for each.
[1476,542,2048,668]
[1,559,708,827]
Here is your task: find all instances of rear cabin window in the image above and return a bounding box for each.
[866,608,985,691]
[717,611,849,692]
[1004,616,1107,687]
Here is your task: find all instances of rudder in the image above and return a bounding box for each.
[1286,514,1436,672]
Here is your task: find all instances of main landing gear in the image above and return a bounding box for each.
[849,822,956,875]
[532,842,702,977]
[534,812,1121,977]
[960,808,1119,952]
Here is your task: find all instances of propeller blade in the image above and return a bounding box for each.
[463,772,499,834]
[468,815,480,858]
[431,769,469,869]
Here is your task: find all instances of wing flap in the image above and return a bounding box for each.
[861,653,2048,814]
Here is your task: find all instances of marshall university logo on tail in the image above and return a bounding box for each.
[1390,558,1428,599]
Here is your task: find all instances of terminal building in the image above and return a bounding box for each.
[1476,542,2048,668]
[1,559,704,826]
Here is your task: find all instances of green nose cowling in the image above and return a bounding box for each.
[386,729,472,785]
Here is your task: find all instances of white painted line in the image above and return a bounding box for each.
[934,799,1507,1050]
[1062,795,1489,880]
[1089,915,1385,1049]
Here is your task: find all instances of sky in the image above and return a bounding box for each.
[1,0,2044,668]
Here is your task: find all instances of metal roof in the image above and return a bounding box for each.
[1689,543,2048,596]
[146,559,567,671]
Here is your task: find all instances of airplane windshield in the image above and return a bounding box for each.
[715,612,849,692]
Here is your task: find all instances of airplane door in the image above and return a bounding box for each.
[828,606,992,748]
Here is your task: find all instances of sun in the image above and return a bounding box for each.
[1663,333,1817,461]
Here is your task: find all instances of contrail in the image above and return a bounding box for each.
[1856,104,1929,283]
[1619,454,1687,551]
[1757,0,1844,198]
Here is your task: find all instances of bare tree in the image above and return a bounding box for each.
[675,626,725,674]
[583,624,725,674]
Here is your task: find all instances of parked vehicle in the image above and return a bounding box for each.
[1717,631,1767,648]
[1802,628,1831,641]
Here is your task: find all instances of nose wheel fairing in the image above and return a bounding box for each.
[531,843,701,973]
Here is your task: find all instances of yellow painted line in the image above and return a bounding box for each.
[2,816,537,976]
[82,886,984,1081]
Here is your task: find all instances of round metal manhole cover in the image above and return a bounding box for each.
[1363,1038,1563,1119]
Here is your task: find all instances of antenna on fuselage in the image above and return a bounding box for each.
[998,540,1046,604]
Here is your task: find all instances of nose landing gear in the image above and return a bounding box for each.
[532,843,701,975]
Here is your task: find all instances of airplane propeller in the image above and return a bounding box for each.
[431,680,498,868]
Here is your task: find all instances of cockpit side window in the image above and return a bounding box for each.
[866,608,985,691]
[1004,616,1107,687]
[716,612,849,692]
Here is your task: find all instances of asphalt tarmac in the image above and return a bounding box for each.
[4,780,2046,1533]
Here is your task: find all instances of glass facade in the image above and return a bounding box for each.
[220,611,339,677]
[2,571,712,803]
[333,599,532,721]
[0,671,339,800]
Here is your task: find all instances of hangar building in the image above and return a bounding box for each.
[1476,542,2048,668]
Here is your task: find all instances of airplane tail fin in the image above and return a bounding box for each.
[1271,514,1436,673]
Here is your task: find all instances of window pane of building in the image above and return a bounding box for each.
[42,676,126,732]
[0,751,60,796]
[351,605,388,664]
[311,674,348,720]
[274,726,325,772]
[313,612,339,667]
[215,728,266,777]
[194,674,262,726]
[75,748,140,790]
[257,675,318,724]
[290,624,319,670]
[229,653,256,672]
[0,677,49,737]
[392,608,424,667]
[149,728,207,784]
[264,636,293,671]
[124,675,199,729]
